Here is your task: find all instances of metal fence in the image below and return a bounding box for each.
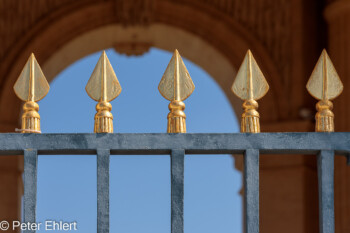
[9,48,348,233]
[0,132,345,233]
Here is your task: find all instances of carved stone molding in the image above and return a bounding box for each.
[0,0,290,76]
[0,0,302,122]
[114,41,152,56]
[114,0,155,26]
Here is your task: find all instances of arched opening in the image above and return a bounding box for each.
[41,23,241,117]
[0,2,283,230]
[36,48,242,233]
[0,0,281,126]
[0,2,327,233]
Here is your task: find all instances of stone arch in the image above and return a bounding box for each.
[41,24,240,113]
[0,0,282,127]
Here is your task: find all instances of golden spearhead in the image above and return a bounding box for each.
[86,51,122,133]
[158,49,195,133]
[13,53,50,133]
[231,50,269,133]
[306,49,343,132]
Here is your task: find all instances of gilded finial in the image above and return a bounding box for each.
[13,53,50,133]
[306,49,343,132]
[231,50,269,133]
[86,51,122,133]
[158,49,195,133]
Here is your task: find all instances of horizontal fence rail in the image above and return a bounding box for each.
[1,133,350,155]
[4,132,347,233]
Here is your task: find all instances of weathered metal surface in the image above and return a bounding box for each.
[158,50,195,133]
[86,51,121,133]
[244,149,259,233]
[232,50,269,133]
[307,50,343,101]
[8,132,347,233]
[86,51,121,102]
[171,149,184,233]
[97,149,110,233]
[0,133,349,155]
[317,150,335,233]
[14,54,49,102]
[307,50,343,132]
[13,54,50,133]
[232,50,269,101]
[23,149,38,233]
[158,49,194,102]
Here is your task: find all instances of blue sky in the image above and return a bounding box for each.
[35,48,242,233]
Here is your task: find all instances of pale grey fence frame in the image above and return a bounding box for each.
[2,133,347,233]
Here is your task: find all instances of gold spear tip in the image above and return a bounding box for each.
[306,49,343,100]
[231,50,269,101]
[86,51,122,102]
[158,49,195,101]
[13,53,50,102]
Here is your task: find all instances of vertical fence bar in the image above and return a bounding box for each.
[171,149,185,233]
[97,149,110,233]
[244,149,259,233]
[23,149,38,233]
[317,150,335,233]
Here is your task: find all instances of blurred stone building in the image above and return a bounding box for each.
[0,0,349,232]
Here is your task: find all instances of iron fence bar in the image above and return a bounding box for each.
[244,149,259,233]
[0,133,349,155]
[4,133,348,233]
[317,150,335,233]
[97,149,110,233]
[23,149,38,233]
[171,149,185,233]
